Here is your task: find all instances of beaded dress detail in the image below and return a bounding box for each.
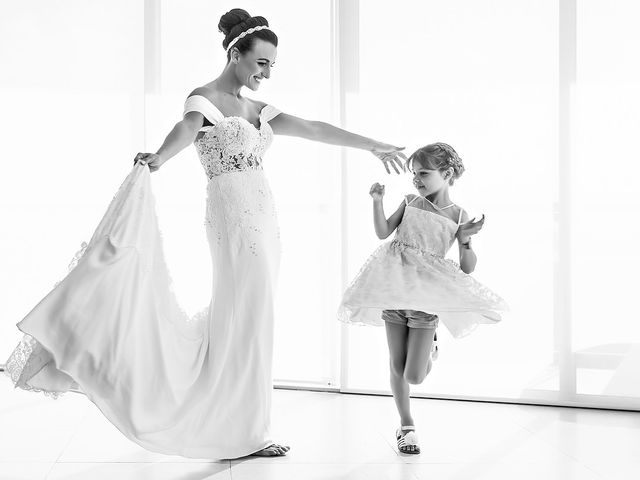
[338,194,507,338]
[4,94,283,460]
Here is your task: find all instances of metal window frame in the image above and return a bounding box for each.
[132,0,638,412]
[274,0,638,412]
[1,0,634,412]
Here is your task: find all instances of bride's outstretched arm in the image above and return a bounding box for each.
[269,112,406,174]
[134,112,204,172]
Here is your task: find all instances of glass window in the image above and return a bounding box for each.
[345,0,560,401]
[0,0,144,354]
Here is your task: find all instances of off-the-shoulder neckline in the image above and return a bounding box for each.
[188,94,272,130]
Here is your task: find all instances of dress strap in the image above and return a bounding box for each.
[405,194,420,206]
[424,196,455,211]
[183,95,225,129]
[260,104,282,123]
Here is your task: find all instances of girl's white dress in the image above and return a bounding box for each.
[338,194,507,338]
[4,95,282,459]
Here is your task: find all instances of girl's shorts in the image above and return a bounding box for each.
[382,309,439,330]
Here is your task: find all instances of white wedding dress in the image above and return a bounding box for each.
[4,95,283,459]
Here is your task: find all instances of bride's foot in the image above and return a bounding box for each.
[250,443,290,457]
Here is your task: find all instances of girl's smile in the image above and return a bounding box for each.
[411,159,451,196]
[413,171,434,194]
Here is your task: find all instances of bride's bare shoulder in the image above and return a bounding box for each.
[188,86,216,100]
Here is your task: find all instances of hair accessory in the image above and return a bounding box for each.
[226,25,271,52]
[434,142,463,170]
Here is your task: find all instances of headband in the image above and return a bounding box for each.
[226,25,271,52]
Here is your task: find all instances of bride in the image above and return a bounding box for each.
[4,8,406,459]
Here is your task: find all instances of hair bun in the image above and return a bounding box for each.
[218,8,251,37]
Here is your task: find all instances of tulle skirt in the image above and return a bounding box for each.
[338,240,507,338]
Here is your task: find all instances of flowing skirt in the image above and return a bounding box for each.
[4,164,281,459]
[338,241,507,338]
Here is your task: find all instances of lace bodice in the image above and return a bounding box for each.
[183,95,280,179]
[394,194,461,257]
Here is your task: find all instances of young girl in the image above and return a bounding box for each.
[338,142,507,454]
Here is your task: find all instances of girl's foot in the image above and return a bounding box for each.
[250,443,290,457]
[396,426,420,454]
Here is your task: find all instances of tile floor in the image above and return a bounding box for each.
[1,381,639,479]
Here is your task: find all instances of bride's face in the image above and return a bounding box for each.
[234,39,277,91]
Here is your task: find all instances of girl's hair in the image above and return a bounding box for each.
[218,9,278,61]
[406,142,465,186]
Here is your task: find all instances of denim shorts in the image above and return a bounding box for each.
[382,309,439,330]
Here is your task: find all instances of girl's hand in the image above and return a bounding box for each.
[456,214,485,244]
[133,152,164,173]
[369,182,385,200]
[371,143,407,175]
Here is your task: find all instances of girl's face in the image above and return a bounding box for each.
[232,39,277,91]
[411,159,451,195]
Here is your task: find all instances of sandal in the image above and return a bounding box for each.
[396,426,420,454]
[431,331,439,361]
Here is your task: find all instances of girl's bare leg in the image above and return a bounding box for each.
[403,327,436,385]
[385,321,413,426]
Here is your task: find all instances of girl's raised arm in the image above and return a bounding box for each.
[370,183,406,239]
[456,209,480,274]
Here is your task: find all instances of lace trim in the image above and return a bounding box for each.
[4,168,212,400]
[53,241,88,288]
[194,117,273,179]
[4,334,33,385]
[204,171,280,251]
[5,240,92,399]
[4,335,64,399]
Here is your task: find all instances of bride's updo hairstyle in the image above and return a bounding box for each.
[407,143,465,186]
[218,8,278,61]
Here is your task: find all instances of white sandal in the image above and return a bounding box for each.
[431,331,439,361]
[396,425,420,454]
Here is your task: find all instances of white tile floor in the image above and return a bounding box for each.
[1,381,639,480]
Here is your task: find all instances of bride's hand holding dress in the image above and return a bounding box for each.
[133,110,205,172]
[133,152,163,172]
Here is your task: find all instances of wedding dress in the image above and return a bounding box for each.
[4,94,282,459]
